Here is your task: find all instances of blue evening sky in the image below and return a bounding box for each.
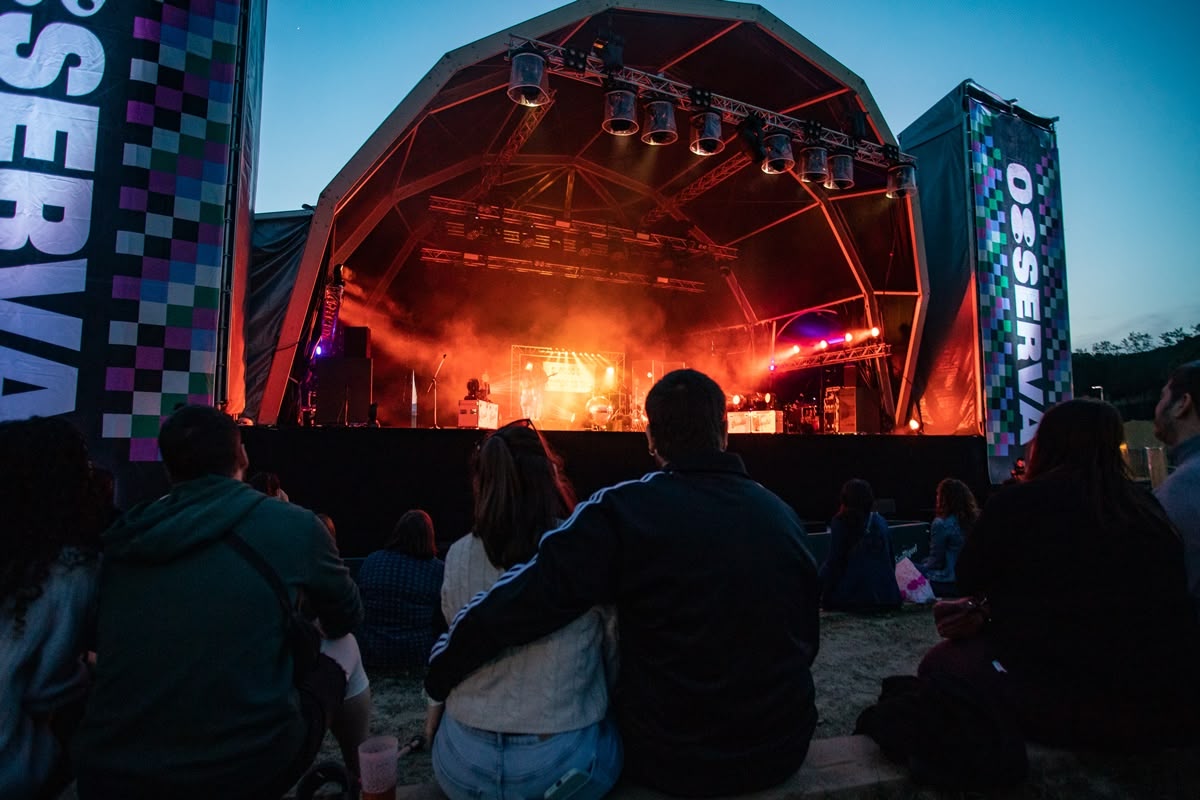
[256,0,1200,350]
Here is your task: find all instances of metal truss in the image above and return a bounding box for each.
[773,341,891,372]
[428,195,738,260]
[642,151,752,228]
[317,283,344,346]
[475,96,556,200]
[419,248,707,293]
[509,36,914,170]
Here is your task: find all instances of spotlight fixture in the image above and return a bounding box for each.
[817,339,829,350]
[798,145,828,183]
[824,150,855,190]
[886,161,917,199]
[689,110,724,156]
[520,224,537,249]
[562,46,590,73]
[761,132,794,174]
[576,232,593,256]
[602,83,638,136]
[641,99,678,145]
[610,237,628,263]
[844,332,853,342]
[870,326,881,337]
[506,44,550,107]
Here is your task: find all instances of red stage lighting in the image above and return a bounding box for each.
[870,326,881,337]
[844,332,853,342]
[817,340,828,350]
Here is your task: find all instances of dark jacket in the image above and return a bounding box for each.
[426,451,820,797]
[73,476,362,794]
[956,470,1200,745]
[819,511,902,610]
[356,550,444,670]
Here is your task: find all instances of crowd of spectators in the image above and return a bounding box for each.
[3,363,1199,799]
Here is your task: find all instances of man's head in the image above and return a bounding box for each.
[1154,360,1200,447]
[644,369,727,464]
[158,405,248,483]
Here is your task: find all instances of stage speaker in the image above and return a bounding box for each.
[315,357,373,425]
[340,326,371,359]
[835,386,881,434]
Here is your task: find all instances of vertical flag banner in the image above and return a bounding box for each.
[968,97,1071,482]
[0,0,263,466]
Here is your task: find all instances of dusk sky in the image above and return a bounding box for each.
[255,0,1200,351]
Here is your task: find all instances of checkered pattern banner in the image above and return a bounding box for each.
[969,99,1071,481]
[100,1,242,461]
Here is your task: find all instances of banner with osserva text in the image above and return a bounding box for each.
[0,0,250,466]
[968,98,1071,483]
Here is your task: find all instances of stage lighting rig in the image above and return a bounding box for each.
[797,121,828,184]
[761,132,794,174]
[825,148,855,190]
[883,144,916,199]
[506,42,550,108]
[602,80,638,136]
[642,98,678,145]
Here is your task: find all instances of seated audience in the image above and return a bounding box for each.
[917,478,979,597]
[427,370,820,797]
[1,418,104,799]
[428,420,621,800]
[819,479,902,611]
[1152,360,1200,613]
[356,510,445,671]
[249,470,289,502]
[919,398,1200,750]
[72,406,364,799]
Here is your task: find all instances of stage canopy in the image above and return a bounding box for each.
[257,0,927,426]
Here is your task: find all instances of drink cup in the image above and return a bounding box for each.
[358,735,398,800]
[1146,446,1168,489]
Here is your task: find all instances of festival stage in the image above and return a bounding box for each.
[240,426,989,558]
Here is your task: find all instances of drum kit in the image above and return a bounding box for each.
[583,393,646,431]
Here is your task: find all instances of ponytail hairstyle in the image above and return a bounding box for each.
[472,421,576,569]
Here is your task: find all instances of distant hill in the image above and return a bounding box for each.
[1072,335,1200,421]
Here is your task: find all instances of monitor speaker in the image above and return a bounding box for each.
[315,357,372,425]
[340,326,371,359]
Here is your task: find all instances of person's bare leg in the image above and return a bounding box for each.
[331,688,372,781]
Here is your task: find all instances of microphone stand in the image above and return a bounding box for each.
[426,353,447,429]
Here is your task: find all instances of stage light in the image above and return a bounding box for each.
[642,99,678,145]
[603,86,639,136]
[825,151,855,190]
[761,133,794,174]
[465,217,483,240]
[764,393,772,405]
[315,344,323,356]
[689,110,724,156]
[610,238,628,263]
[797,146,828,183]
[887,161,917,199]
[908,418,921,432]
[870,326,880,337]
[507,46,550,107]
[606,365,615,375]
[817,339,828,350]
[844,332,853,342]
[520,224,537,248]
[526,362,533,371]
[732,394,743,407]
[647,372,653,379]
[791,345,801,355]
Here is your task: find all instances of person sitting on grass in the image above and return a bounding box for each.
[355,509,445,672]
[918,398,1200,751]
[0,417,106,800]
[917,478,979,597]
[819,479,902,612]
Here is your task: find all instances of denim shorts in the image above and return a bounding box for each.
[432,712,623,800]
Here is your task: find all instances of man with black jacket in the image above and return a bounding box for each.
[426,369,820,796]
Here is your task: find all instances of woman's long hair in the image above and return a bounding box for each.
[0,417,100,636]
[386,509,438,559]
[935,478,980,533]
[1025,398,1164,529]
[472,421,576,569]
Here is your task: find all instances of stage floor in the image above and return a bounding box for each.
[240,427,990,558]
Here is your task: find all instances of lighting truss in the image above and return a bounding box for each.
[508,36,915,171]
[419,247,707,293]
[773,342,891,372]
[429,196,738,260]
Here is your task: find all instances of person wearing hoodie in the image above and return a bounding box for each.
[72,406,363,800]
